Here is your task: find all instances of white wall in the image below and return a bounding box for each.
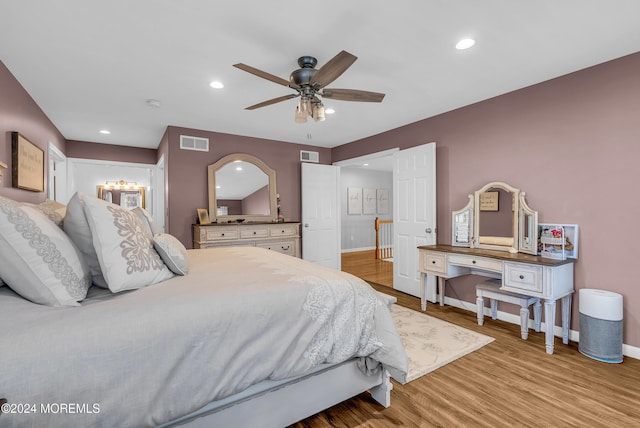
[67,158,155,214]
[340,167,392,251]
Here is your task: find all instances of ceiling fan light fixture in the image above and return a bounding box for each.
[313,103,326,122]
[295,103,307,123]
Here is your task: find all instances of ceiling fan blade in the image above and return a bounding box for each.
[245,94,299,110]
[311,51,357,89]
[321,88,385,103]
[233,63,296,88]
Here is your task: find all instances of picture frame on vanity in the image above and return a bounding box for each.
[538,223,579,259]
[197,208,211,225]
[11,132,44,192]
[479,191,499,211]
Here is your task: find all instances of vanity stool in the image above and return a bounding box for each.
[476,279,542,340]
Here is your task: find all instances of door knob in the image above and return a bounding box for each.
[426,228,432,233]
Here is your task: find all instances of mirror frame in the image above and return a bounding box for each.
[451,181,538,254]
[207,153,278,223]
[473,181,520,253]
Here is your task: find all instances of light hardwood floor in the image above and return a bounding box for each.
[290,250,640,427]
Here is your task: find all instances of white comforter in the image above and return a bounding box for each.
[0,247,407,427]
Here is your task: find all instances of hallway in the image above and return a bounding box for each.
[341,250,393,287]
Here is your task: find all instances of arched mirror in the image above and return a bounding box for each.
[451,181,538,255]
[208,153,277,223]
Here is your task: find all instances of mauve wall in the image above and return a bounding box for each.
[165,126,331,248]
[333,52,640,347]
[66,140,157,164]
[0,61,66,203]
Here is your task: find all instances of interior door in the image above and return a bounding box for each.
[393,142,437,298]
[301,163,340,269]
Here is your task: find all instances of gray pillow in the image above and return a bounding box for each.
[0,195,91,306]
[153,233,189,275]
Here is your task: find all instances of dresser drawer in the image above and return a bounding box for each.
[448,254,502,273]
[423,252,447,274]
[504,263,542,293]
[205,227,238,241]
[240,226,269,239]
[269,224,299,237]
[257,240,296,256]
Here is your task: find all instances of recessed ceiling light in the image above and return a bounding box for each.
[363,163,369,166]
[99,129,111,135]
[325,108,335,114]
[210,81,224,89]
[456,38,475,50]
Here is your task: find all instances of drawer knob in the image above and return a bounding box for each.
[519,274,524,279]
[221,233,225,236]
[431,260,436,264]
[472,260,476,264]
[253,231,257,235]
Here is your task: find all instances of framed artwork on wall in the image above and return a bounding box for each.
[376,189,389,214]
[11,132,44,192]
[363,188,377,214]
[347,187,362,215]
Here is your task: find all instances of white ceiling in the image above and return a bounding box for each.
[2,1,639,150]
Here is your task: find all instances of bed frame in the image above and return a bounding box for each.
[162,360,392,427]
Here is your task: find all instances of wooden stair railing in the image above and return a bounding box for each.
[375,217,393,260]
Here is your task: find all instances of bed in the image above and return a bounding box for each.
[0,192,408,427]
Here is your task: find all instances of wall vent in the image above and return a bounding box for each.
[180,135,209,152]
[300,150,319,163]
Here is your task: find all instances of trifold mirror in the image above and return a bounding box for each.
[452,181,538,254]
[207,153,278,223]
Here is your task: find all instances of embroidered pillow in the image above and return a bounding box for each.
[153,233,189,275]
[0,195,91,306]
[23,199,67,227]
[81,194,174,292]
[132,207,159,236]
[64,192,108,288]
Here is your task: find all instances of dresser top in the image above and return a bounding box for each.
[418,244,575,267]
[194,221,300,227]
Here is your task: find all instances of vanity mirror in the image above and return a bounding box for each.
[207,153,278,223]
[451,181,538,254]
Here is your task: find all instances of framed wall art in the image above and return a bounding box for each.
[363,188,377,214]
[347,187,362,215]
[11,132,44,192]
[376,189,389,214]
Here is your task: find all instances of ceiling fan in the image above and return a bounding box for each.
[233,50,385,122]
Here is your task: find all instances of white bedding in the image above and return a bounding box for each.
[0,247,407,427]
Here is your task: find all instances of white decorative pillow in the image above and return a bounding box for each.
[0,195,91,306]
[153,233,189,275]
[64,192,108,288]
[81,194,174,292]
[24,199,67,227]
[132,207,159,236]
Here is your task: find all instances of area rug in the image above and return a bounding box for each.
[391,305,495,382]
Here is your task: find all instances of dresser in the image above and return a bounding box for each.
[418,244,575,354]
[193,222,301,258]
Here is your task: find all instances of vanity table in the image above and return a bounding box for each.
[421,181,576,354]
[418,244,574,354]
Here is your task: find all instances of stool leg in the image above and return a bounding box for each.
[520,307,530,340]
[490,299,498,320]
[476,296,485,326]
[533,300,542,332]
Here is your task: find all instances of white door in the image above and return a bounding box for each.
[48,142,68,203]
[393,143,437,298]
[301,163,341,269]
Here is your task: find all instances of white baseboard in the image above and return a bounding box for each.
[341,246,375,253]
[441,295,640,361]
